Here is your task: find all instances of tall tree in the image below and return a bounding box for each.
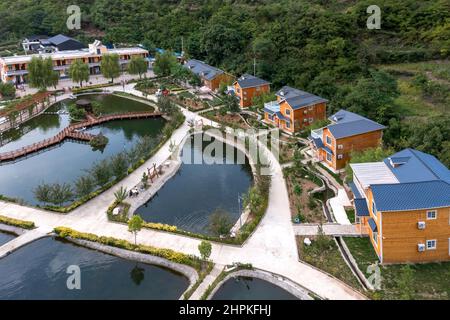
[27,56,58,90]
[68,59,90,87]
[128,215,143,245]
[128,56,148,79]
[101,54,120,83]
[153,50,177,77]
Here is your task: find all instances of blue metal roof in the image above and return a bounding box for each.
[349,182,363,199]
[264,107,276,115]
[355,199,370,217]
[327,119,386,139]
[368,218,378,232]
[285,95,328,110]
[311,137,324,149]
[329,109,367,124]
[371,180,450,212]
[384,149,450,184]
[236,74,270,89]
[184,59,224,81]
[276,86,309,99]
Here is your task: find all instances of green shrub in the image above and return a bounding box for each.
[0,215,35,229]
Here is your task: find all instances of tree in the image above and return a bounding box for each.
[0,82,16,99]
[343,69,399,124]
[153,50,178,77]
[208,208,233,237]
[128,215,143,245]
[74,175,95,198]
[111,152,129,178]
[33,183,52,205]
[48,183,73,206]
[223,94,240,113]
[157,96,175,114]
[27,56,58,90]
[128,56,148,79]
[198,241,212,261]
[101,54,121,83]
[90,159,112,186]
[68,59,90,87]
[397,265,415,300]
[130,264,145,286]
[114,186,128,204]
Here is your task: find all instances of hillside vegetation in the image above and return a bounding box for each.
[0,0,448,164]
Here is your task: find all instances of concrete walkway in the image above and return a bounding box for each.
[0,225,53,258]
[293,223,365,237]
[0,84,366,300]
[189,264,224,300]
[329,189,352,225]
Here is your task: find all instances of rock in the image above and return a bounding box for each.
[112,207,121,216]
[304,238,312,246]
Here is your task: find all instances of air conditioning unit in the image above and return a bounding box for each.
[418,243,425,252]
[418,221,426,230]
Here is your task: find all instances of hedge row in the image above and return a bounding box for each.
[0,215,35,229]
[54,227,202,271]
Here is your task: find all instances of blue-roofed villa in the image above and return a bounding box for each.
[349,148,450,264]
[263,86,328,134]
[309,110,385,172]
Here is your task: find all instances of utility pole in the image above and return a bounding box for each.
[181,36,185,56]
[253,57,256,76]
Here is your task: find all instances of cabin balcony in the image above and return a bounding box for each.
[311,128,323,140]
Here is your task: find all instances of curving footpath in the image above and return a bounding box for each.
[0,84,366,300]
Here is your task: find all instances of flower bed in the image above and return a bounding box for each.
[0,215,35,229]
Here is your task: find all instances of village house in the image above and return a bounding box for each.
[349,148,450,264]
[184,59,235,92]
[263,86,327,134]
[310,110,385,172]
[0,40,149,84]
[232,74,270,108]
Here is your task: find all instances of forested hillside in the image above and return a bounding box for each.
[0,0,449,164]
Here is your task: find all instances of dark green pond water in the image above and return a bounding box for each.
[0,237,189,300]
[212,277,298,300]
[0,231,15,246]
[0,94,165,205]
[135,134,253,235]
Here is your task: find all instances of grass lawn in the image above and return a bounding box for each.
[297,236,363,291]
[344,237,450,300]
[345,209,355,223]
[379,60,450,82]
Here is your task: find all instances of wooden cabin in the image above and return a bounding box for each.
[233,74,270,108]
[184,59,235,92]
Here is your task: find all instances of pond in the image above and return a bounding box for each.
[0,94,165,205]
[212,276,298,300]
[0,231,15,246]
[135,133,253,235]
[0,237,189,300]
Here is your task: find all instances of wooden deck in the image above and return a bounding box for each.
[0,111,162,162]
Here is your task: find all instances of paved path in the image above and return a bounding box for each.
[0,84,366,300]
[0,225,53,258]
[293,223,365,237]
[189,264,224,300]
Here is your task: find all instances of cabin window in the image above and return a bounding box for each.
[309,118,314,123]
[426,239,437,250]
[372,231,378,244]
[427,210,437,220]
[285,109,291,116]
[337,154,343,160]
[326,136,332,146]
[326,153,332,162]
[337,144,344,150]
[285,122,291,129]
[256,86,261,91]
[372,201,377,215]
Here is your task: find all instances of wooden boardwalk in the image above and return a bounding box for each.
[0,111,162,162]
